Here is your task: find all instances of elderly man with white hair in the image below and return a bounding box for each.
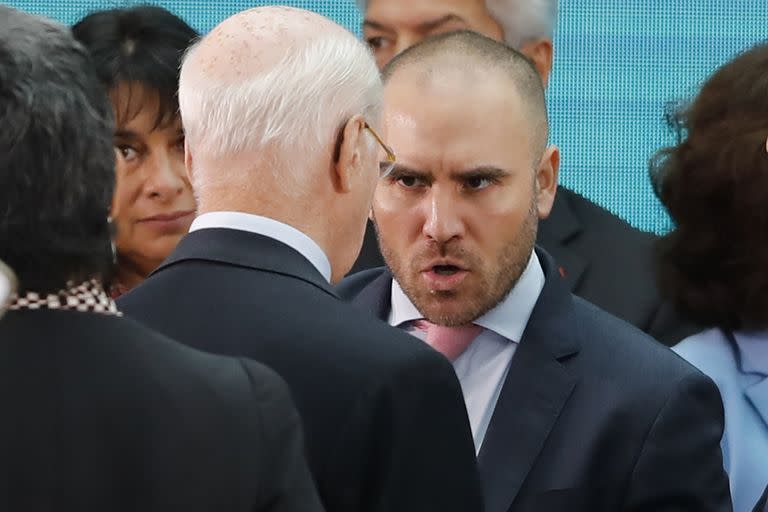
[349,0,698,347]
[118,6,483,512]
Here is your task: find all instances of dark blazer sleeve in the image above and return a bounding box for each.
[623,372,732,511]
[326,352,484,512]
[240,359,324,512]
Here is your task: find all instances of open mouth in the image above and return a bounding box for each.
[432,265,462,276]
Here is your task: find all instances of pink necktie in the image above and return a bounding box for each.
[412,320,482,361]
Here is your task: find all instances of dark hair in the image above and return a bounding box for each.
[72,5,198,128]
[381,30,548,160]
[650,42,768,331]
[0,6,116,293]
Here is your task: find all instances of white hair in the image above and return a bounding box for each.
[356,0,558,47]
[179,29,383,192]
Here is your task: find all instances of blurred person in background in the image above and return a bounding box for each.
[0,6,322,511]
[651,42,768,512]
[350,0,696,346]
[72,6,198,297]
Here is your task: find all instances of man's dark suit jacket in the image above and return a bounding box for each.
[351,186,698,346]
[337,248,732,512]
[0,309,321,512]
[754,484,768,512]
[118,228,483,512]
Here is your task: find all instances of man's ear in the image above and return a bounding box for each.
[519,38,553,88]
[184,139,194,186]
[535,145,560,219]
[333,115,367,193]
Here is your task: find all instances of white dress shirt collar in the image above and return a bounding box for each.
[190,211,332,283]
[390,251,545,343]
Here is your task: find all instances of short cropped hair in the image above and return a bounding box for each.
[0,6,116,293]
[382,30,549,161]
[650,42,768,331]
[72,6,198,127]
[179,25,382,191]
[357,0,558,47]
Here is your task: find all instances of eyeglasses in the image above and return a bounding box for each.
[364,122,397,177]
[333,120,397,177]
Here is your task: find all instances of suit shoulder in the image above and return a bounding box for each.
[335,267,387,300]
[570,296,706,386]
[561,188,657,247]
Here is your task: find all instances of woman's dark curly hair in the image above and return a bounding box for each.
[650,42,768,331]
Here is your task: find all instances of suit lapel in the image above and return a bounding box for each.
[745,378,768,429]
[537,188,588,291]
[730,332,768,429]
[477,251,580,512]
[154,228,339,298]
[353,271,393,320]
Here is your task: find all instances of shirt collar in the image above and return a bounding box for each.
[389,251,545,343]
[190,211,332,283]
[733,330,768,376]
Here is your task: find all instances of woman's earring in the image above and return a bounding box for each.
[107,216,117,265]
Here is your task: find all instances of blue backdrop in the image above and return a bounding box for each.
[7,0,767,234]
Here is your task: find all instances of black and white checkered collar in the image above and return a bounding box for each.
[8,279,121,316]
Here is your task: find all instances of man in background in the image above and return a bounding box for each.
[118,7,482,512]
[339,31,731,511]
[350,0,696,346]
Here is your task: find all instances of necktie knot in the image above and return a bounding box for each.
[412,320,482,361]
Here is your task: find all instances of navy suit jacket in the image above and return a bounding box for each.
[337,248,732,512]
[351,186,699,346]
[118,228,482,512]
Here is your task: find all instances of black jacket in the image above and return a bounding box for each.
[337,248,732,512]
[0,309,321,512]
[351,186,699,346]
[118,228,483,512]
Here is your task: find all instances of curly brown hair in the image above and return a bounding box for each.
[650,42,768,331]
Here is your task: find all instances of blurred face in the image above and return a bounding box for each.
[110,83,196,280]
[374,74,556,325]
[363,0,503,69]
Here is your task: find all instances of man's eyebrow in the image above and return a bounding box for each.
[451,166,510,180]
[362,19,391,32]
[382,163,432,178]
[363,14,467,33]
[417,14,468,32]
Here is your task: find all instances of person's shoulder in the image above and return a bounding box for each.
[674,328,741,382]
[335,266,388,300]
[560,187,657,246]
[568,295,707,385]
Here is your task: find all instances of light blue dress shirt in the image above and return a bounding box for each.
[674,328,768,512]
[190,211,332,283]
[389,251,545,453]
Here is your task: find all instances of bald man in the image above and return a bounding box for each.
[349,0,699,347]
[118,8,482,512]
[338,31,732,512]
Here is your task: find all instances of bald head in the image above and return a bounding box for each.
[382,30,548,158]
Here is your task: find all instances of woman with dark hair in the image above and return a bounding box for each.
[72,6,198,296]
[650,42,768,512]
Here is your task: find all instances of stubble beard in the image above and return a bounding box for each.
[375,201,539,327]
